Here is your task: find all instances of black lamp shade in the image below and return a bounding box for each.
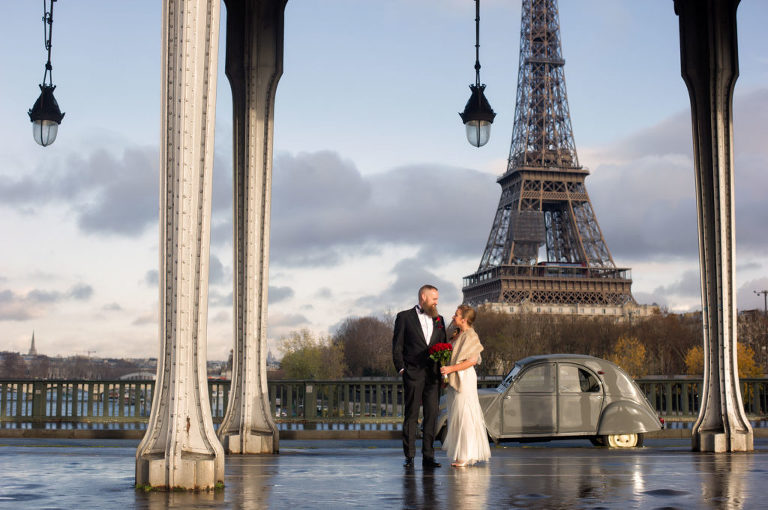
[460,84,495,147]
[28,84,65,146]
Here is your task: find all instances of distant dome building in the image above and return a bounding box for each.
[266,350,280,370]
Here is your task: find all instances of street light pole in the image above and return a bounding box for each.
[755,290,768,314]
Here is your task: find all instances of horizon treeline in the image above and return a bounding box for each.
[272,310,767,379]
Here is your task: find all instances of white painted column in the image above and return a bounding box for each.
[675,0,753,452]
[135,0,225,488]
[217,0,286,454]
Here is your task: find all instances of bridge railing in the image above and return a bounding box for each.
[636,377,768,421]
[1,377,766,428]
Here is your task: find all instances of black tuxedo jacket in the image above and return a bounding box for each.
[392,307,447,373]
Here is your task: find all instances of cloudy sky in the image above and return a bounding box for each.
[1,1,767,361]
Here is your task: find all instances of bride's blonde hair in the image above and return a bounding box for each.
[457,304,476,326]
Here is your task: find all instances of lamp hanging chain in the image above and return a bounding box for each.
[474,0,481,87]
[41,0,56,87]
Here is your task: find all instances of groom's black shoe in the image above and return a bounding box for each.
[403,457,414,467]
[422,458,441,469]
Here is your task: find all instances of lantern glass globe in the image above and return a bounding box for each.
[465,120,491,147]
[32,119,59,147]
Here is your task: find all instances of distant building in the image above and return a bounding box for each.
[267,350,280,370]
[206,359,228,379]
[479,301,659,320]
[28,331,38,357]
[119,371,157,381]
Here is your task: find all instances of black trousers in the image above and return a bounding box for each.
[402,365,439,459]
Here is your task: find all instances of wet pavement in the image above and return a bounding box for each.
[1,437,766,509]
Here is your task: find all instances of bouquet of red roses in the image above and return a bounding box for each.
[428,343,453,381]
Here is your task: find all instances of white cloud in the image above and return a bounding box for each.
[584,89,768,264]
[0,284,94,321]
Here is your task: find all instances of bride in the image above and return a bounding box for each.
[440,305,491,467]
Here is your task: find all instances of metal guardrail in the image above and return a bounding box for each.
[1,377,766,429]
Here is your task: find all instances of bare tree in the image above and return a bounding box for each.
[473,310,704,377]
[334,316,395,377]
[1,352,27,378]
[28,356,51,379]
[738,312,768,372]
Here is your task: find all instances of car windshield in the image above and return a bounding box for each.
[497,363,522,392]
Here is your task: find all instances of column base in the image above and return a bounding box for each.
[693,429,754,452]
[220,431,278,454]
[136,452,223,490]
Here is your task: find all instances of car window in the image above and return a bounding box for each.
[558,365,581,393]
[514,364,554,393]
[579,368,600,392]
[497,364,522,392]
[559,365,601,393]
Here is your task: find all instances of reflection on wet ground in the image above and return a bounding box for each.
[0,438,765,509]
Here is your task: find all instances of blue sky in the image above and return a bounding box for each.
[1,0,767,360]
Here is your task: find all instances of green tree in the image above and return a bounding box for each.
[279,329,346,379]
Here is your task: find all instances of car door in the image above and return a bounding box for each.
[556,363,602,435]
[502,362,556,435]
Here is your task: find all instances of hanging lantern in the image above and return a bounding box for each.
[28,0,64,147]
[460,84,495,147]
[459,0,495,147]
[29,84,65,147]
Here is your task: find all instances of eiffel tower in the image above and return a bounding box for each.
[463,0,636,310]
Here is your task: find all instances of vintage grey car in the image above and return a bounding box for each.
[436,354,662,448]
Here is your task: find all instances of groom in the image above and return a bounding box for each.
[392,284,446,468]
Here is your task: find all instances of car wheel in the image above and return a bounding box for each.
[606,433,643,448]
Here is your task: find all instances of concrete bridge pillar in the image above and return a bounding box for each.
[675,0,753,452]
[217,0,286,454]
[135,0,225,489]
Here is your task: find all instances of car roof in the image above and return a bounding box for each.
[516,354,608,366]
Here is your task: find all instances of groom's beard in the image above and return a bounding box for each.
[423,303,438,318]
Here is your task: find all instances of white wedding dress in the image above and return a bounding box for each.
[443,358,491,465]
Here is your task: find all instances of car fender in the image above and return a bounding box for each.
[436,413,448,439]
[436,391,501,442]
[597,400,662,435]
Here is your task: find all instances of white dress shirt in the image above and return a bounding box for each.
[415,305,433,344]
